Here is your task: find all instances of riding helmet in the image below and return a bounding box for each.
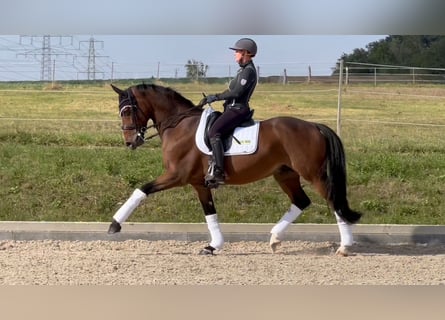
[229,38,257,57]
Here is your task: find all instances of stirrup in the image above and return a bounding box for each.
[205,173,225,188]
[205,162,225,188]
[205,177,225,188]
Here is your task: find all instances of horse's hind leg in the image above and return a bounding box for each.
[270,166,311,253]
[311,177,354,256]
[334,212,353,256]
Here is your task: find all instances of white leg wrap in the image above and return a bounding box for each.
[113,189,147,224]
[335,211,353,247]
[205,214,224,249]
[270,204,302,236]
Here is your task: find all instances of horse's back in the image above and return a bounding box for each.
[260,116,323,142]
[257,116,327,172]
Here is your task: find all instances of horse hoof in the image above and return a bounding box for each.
[107,220,121,234]
[269,233,281,253]
[199,245,215,255]
[335,246,352,257]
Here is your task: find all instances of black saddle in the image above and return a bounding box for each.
[204,109,255,151]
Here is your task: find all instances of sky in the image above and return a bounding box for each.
[0,35,386,81]
[101,35,387,76]
[0,0,443,81]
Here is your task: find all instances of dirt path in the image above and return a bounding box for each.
[1,240,445,285]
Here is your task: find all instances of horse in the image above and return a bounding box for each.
[107,83,362,256]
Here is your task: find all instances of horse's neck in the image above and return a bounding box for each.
[154,103,200,135]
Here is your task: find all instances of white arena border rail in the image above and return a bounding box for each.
[1,222,445,246]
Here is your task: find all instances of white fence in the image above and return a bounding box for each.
[2,55,445,86]
[343,62,445,85]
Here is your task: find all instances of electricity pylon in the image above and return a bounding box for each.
[18,35,74,81]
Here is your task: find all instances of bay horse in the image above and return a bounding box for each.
[107,83,362,256]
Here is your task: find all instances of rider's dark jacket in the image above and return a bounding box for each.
[216,60,257,110]
[208,60,257,139]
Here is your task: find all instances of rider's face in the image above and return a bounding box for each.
[234,50,244,63]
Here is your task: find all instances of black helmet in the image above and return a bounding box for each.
[229,38,257,56]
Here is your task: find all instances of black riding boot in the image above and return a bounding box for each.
[205,137,225,188]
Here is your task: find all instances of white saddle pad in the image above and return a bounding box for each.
[195,107,260,156]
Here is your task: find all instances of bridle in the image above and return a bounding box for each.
[118,89,158,143]
[117,86,204,146]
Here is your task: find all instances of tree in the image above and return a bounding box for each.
[338,35,445,75]
[185,59,208,80]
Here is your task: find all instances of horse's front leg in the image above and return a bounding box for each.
[192,184,224,255]
[107,173,182,234]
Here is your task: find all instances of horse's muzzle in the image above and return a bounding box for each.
[126,134,145,150]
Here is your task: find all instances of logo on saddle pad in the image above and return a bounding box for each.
[195,107,260,156]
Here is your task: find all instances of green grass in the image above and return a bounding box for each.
[0,81,444,224]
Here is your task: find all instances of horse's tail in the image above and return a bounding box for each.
[316,123,362,224]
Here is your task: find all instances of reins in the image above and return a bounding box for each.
[155,107,202,137]
[142,122,159,141]
[121,87,203,142]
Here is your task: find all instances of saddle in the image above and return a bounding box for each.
[204,110,255,151]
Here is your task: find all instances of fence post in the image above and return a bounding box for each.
[374,67,377,86]
[337,59,344,136]
[257,66,260,84]
[308,65,312,83]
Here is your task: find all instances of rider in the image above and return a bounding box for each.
[199,38,258,188]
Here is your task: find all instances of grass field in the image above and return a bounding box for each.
[0,80,444,224]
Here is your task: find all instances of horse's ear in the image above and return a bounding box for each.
[110,83,124,95]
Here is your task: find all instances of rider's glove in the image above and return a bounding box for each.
[198,94,218,107]
[205,95,218,104]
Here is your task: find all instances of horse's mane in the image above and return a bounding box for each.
[134,83,203,134]
[135,83,200,109]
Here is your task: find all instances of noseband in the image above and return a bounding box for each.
[118,90,156,142]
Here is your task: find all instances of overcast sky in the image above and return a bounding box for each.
[0,0,443,81]
[0,35,386,80]
[100,35,386,72]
